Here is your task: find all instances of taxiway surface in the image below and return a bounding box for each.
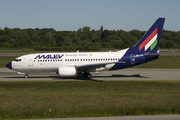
[0,68,179,81]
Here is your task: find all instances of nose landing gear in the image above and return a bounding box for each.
[24,74,28,79]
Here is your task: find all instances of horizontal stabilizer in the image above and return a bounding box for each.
[144,54,160,63]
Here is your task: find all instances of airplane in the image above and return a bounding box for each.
[6,18,165,79]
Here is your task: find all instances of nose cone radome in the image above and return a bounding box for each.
[6,62,12,69]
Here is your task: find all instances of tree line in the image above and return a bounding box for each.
[0,26,180,51]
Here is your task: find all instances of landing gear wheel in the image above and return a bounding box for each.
[24,74,28,79]
[87,74,91,79]
[83,72,91,79]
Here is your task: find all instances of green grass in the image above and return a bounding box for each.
[0,81,180,119]
[135,56,180,69]
[0,56,18,68]
[1,49,180,53]
[1,56,180,68]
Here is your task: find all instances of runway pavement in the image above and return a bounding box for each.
[26,115,180,120]
[0,68,180,81]
[0,53,26,56]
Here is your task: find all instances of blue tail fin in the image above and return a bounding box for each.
[131,18,165,54]
[110,18,165,70]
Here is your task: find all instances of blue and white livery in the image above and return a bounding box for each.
[6,18,165,79]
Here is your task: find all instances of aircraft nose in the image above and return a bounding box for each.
[6,62,12,69]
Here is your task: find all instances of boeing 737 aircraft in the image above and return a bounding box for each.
[6,18,165,79]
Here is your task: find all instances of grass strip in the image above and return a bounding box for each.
[0,56,18,68]
[135,56,180,69]
[1,56,180,68]
[0,80,180,119]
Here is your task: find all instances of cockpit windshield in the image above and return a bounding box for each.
[14,59,22,62]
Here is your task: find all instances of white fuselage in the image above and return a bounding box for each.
[11,49,128,74]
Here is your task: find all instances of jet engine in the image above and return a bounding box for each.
[58,67,77,77]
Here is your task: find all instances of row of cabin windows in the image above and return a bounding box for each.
[38,59,62,62]
[65,58,120,61]
[37,58,120,62]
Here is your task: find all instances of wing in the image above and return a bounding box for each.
[76,62,116,72]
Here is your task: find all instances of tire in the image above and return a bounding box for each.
[86,74,91,79]
[83,72,91,79]
[25,74,28,79]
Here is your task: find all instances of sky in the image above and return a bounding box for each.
[0,0,180,31]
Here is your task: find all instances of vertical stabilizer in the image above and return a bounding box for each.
[130,18,165,54]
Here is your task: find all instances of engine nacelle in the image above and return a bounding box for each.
[58,67,77,77]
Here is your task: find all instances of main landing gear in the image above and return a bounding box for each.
[83,72,91,79]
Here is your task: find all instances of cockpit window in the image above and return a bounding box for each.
[14,59,22,62]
